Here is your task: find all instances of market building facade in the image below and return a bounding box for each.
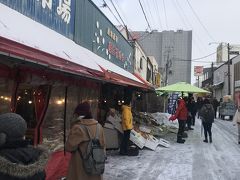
[0,0,153,151]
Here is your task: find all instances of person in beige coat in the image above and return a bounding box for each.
[66,102,106,180]
[233,105,240,144]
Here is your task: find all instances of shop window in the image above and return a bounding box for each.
[42,84,100,152]
[0,78,13,114]
[16,88,36,128]
[15,84,50,145]
[15,85,49,128]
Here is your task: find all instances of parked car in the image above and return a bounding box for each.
[219,102,236,120]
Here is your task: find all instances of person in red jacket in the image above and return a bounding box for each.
[169,99,188,143]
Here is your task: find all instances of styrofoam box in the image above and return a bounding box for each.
[139,125,152,134]
[158,138,170,148]
[104,123,115,129]
[130,129,146,149]
[103,127,119,149]
[144,135,159,151]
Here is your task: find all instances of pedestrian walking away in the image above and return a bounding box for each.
[199,99,215,143]
[120,97,133,155]
[196,97,204,118]
[0,113,48,180]
[233,105,240,144]
[169,99,188,143]
[66,101,106,180]
[185,96,195,130]
[212,97,220,118]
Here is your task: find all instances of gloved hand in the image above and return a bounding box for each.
[169,115,176,121]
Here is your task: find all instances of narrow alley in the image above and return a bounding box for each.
[104,118,240,180]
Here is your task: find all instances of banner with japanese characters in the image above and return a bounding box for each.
[168,93,178,115]
[0,0,75,39]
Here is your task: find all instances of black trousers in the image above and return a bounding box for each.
[120,130,131,154]
[186,116,192,128]
[203,122,212,138]
[214,109,217,118]
[177,120,186,139]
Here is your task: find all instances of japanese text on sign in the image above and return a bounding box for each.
[108,42,125,62]
[37,0,71,24]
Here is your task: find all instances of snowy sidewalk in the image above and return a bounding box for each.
[103,118,240,180]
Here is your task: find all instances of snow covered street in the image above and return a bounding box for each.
[103,118,240,180]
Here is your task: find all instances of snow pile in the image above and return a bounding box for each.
[151,112,178,129]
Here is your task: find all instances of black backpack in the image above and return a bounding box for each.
[78,124,105,175]
[201,104,214,123]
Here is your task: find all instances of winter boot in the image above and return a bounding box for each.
[177,139,185,143]
[203,136,208,143]
[177,137,185,143]
[209,136,212,143]
[182,132,188,138]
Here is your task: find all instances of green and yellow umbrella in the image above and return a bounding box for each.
[155,82,210,94]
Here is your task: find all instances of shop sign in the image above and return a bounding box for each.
[155,73,161,87]
[0,0,75,39]
[107,28,118,42]
[93,21,133,71]
[235,80,240,88]
[194,66,203,76]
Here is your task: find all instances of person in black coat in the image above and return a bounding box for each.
[0,113,48,180]
[189,97,197,126]
[185,97,194,130]
[212,97,220,118]
[199,99,215,143]
[196,97,204,118]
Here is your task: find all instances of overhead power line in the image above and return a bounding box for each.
[109,0,126,27]
[102,0,122,25]
[186,0,215,41]
[153,0,163,30]
[143,0,156,29]
[173,43,229,62]
[162,0,168,30]
[174,0,208,53]
[113,0,130,26]
[138,0,152,31]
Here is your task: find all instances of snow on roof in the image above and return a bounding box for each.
[0,3,142,84]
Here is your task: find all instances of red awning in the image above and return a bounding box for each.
[99,66,153,90]
[133,73,154,88]
[0,36,104,80]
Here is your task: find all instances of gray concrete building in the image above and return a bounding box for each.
[132,30,192,85]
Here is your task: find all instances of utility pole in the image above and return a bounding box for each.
[211,62,214,95]
[165,53,169,86]
[164,47,172,86]
[211,62,214,85]
[197,76,200,88]
[227,43,231,95]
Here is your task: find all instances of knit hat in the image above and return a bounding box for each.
[74,101,92,118]
[0,113,27,146]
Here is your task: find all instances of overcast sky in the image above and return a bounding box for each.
[92,0,240,83]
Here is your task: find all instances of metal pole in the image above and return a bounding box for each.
[63,86,68,155]
[211,62,214,95]
[227,43,231,95]
[165,49,170,86]
[198,76,200,87]
[165,60,169,86]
